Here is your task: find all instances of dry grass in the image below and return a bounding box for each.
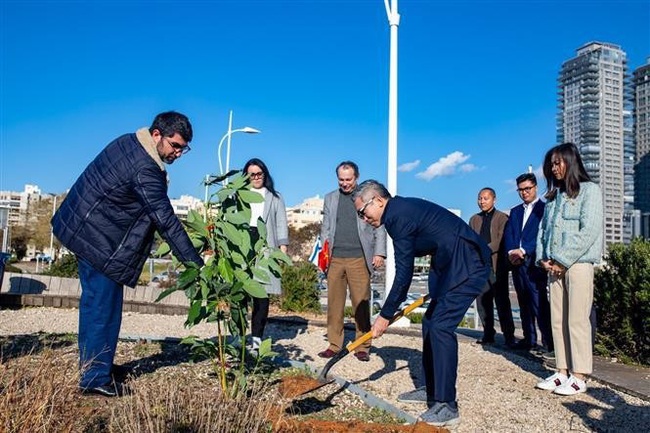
[0,345,86,432]
[0,336,289,433]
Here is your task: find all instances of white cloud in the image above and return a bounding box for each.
[398,160,420,172]
[459,163,477,173]
[415,151,471,181]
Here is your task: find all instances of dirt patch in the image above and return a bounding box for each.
[279,374,328,398]
[276,419,446,432]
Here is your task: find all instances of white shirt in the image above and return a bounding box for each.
[522,197,539,230]
[249,187,266,227]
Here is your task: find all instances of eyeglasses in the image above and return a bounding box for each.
[165,138,191,154]
[356,198,374,219]
[248,171,264,179]
[517,186,536,193]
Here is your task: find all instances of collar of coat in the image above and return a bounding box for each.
[136,127,166,172]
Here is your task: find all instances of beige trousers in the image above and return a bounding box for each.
[326,257,371,352]
[549,262,594,375]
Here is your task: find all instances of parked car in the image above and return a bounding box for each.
[151,271,178,283]
[399,293,429,315]
[30,254,53,263]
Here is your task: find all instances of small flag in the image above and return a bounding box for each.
[318,239,330,273]
[309,236,322,267]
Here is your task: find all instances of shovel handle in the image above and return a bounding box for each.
[345,294,430,353]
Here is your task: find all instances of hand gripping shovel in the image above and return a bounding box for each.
[313,293,431,388]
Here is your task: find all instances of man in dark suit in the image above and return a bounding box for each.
[504,173,553,352]
[352,180,491,427]
[469,187,516,347]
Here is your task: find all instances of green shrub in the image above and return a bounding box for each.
[280,261,321,314]
[407,312,423,324]
[344,306,353,318]
[594,238,650,366]
[42,254,78,278]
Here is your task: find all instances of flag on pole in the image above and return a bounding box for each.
[318,239,330,273]
[309,236,322,267]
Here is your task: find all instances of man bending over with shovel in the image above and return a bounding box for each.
[352,180,492,427]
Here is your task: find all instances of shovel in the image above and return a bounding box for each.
[311,293,431,390]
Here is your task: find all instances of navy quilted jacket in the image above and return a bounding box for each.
[52,131,203,287]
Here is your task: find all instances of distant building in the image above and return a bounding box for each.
[286,195,324,229]
[170,195,204,221]
[0,184,46,225]
[557,41,629,246]
[633,58,650,239]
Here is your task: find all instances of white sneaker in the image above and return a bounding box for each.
[554,375,586,396]
[536,372,568,391]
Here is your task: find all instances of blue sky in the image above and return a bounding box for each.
[1,0,649,221]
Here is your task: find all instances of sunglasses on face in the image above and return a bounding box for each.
[356,198,374,219]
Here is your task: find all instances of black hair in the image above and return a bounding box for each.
[242,158,279,197]
[516,173,537,186]
[542,142,592,200]
[479,187,496,198]
[336,161,359,178]
[149,111,193,142]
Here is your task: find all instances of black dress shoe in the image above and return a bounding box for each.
[111,363,134,380]
[504,338,518,348]
[511,340,533,351]
[80,382,129,397]
[476,338,495,345]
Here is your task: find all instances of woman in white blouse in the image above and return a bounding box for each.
[242,158,289,349]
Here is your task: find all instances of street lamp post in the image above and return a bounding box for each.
[48,194,57,260]
[216,110,260,185]
[204,111,261,201]
[384,0,400,297]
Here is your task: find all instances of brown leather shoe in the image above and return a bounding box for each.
[318,348,338,358]
[354,351,370,362]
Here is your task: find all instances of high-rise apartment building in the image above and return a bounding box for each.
[633,58,650,238]
[557,41,628,246]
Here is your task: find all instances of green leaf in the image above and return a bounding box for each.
[218,257,234,282]
[252,267,271,283]
[177,266,199,289]
[257,220,268,242]
[238,189,265,203]
[184,209,209,237]
[187,300,203,325]
[230,251,247,266]
[243,278,267,298]
[222,221,243,244]
[270,249,292,265]
[191,235,205,249]
[155,285,179,302]
[154,242,171,257]
[223,210,250,225]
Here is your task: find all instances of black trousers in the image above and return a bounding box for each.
[246,225,270,339]
[476,268,515,342]
[512,263,553,349]
[251,297,270,338]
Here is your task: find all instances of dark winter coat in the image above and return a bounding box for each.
[52,128,202,287]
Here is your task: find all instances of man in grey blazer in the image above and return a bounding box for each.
[318,161,387,361]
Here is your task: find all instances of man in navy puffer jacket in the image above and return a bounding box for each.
[52,111,203,397]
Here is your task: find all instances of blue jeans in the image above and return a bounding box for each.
[77,257,123,388]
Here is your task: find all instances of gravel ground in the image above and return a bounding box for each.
[2,307,649,432]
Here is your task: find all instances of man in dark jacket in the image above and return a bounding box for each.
[52,111,203,397]
[352,180,491,427]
